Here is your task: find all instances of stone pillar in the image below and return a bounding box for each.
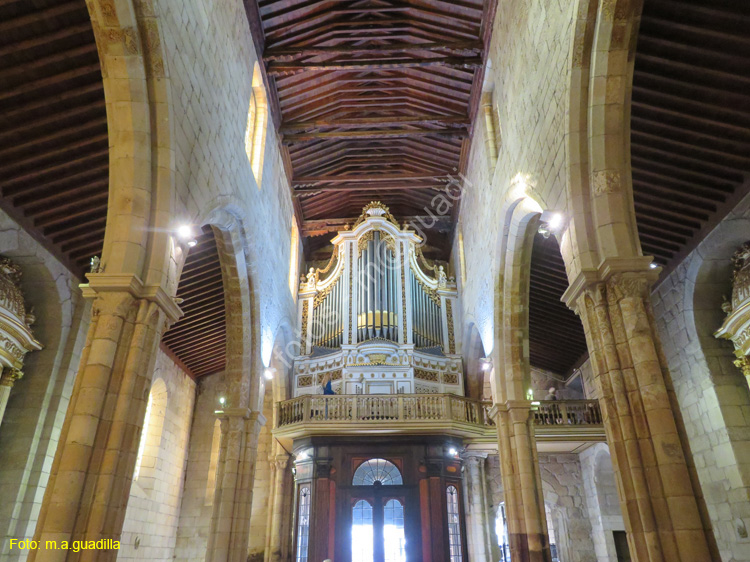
[493,402,551,562]
[29,275,181,562]
[462,452,492,562]
[207,409,265,562]
[0,368,23,428]
[568,270,715,562]
[266,452,290,562]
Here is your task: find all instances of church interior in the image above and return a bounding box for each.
[0,0,749,561]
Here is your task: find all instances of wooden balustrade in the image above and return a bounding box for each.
[276,395,601,429]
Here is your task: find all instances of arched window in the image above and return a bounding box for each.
[133,378,167,491]
[296,485,311,562]
[245,62,268,186]
[352,458,403,486]
[383,499,406,562]
[352,499,374,562]
[446,485,463,562]
[205,418,221,506]
[495,503,511,562]
[458,229,467,286]
[289,216,300,297]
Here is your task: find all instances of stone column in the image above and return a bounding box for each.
[29,275,181,562]
[568,270,715,562]
[207,409,265,562]
[462,452,492,562]
[266,452,290,562]
[493,402,551,562]
[0,368,23,428]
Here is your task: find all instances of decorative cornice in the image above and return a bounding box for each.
[80,273,184,323]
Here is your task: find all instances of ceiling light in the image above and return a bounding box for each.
[177,225,194,240]
[187,239,198,248]
[547,213,563,229]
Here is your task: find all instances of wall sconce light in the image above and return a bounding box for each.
[480,357,492,371]
[264,368,275,381]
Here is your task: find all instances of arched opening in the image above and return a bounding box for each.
[133,377,168,492]
[246,62,269,187]
[463,322,489,401]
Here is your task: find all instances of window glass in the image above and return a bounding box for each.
[296,486,311,562]
[352,499,374,562]
[447,485,463,562]
[384,499,406,562]
[352,458,403,486]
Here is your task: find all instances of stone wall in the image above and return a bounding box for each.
[455,0,576,357]
[485,451,597,562]
[651,192,750,562]
[175,373,226,562]
[0,209,90,561]
[118,349,196,561]
[155,0,297,345]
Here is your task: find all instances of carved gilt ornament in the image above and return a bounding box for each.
[715,242,750,382]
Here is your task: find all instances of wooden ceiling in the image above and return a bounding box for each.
[630,0,750,274]
[247,0,496,259]
[162,227,227,378]
[0,0,108,277]
[528,233,588,376]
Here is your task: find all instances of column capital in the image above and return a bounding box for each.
[562,257,659,310]
[215,407,267,426]
[80,272,183,324]
[0,367,23,387]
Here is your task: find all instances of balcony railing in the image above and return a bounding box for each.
[533,400,603,426]
[274,395,604,445]
[277,393,496,428]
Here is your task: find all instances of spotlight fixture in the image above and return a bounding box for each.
[218,396,226,406]
[176,225,194,240]
[448,447,458,457]
[264,368,275,381]
[649,262,659,269]
[187,239,198,248]
[547,213,563,229]
[480,358,492,371]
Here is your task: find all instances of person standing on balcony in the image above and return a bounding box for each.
[321,373,335,395]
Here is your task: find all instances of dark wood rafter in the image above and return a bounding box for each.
[0,0,107,278]
[246,0,493,260]
[631,0,750,279]
[528,233,589,376]
[162,227,228,379]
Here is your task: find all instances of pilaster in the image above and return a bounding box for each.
[207,409,266,562]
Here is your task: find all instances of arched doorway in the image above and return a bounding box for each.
[348,459,407,562]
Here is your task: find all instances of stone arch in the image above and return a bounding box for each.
[85,0,178,290]
[494,195,544,402]
[269,322,295,404]
[563,0,646,281]
[203,206,257,410]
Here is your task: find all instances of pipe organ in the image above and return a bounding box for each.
[295,202,462,397]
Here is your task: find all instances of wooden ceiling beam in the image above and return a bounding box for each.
[0,21,92,59]
[0,63,101,103]
[280,114,469,132]
[0,0,82,32]
[293,174,453,185]
[265,40,482,59]
[268,56,483,76]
